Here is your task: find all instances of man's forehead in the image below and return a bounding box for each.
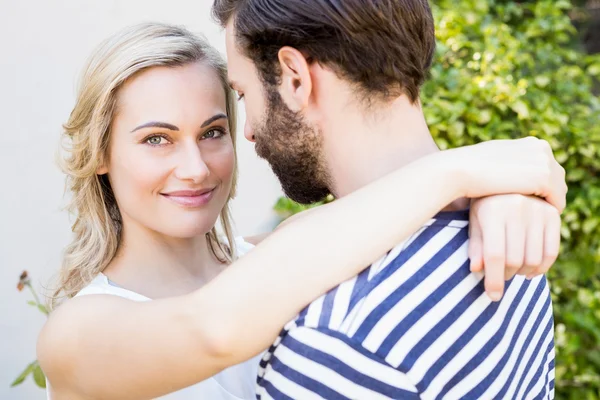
[224,25,251,87]
[225,56,241,88]
[224,21,241,68]
[224,19,236,47]
[226,56,249,90]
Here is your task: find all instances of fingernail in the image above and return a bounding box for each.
[489,291,503,302]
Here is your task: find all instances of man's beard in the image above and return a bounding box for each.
[254,88,331,205]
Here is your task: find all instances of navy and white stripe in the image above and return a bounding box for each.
[256,210,555,399]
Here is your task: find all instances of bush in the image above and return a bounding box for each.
[274,1,600,398]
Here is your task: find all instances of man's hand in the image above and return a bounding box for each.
[469,194,561,301]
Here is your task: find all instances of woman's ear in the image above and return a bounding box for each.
[277,46,313,111]
[97,161,108,175]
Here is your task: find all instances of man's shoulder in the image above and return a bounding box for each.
[294,211,472,336]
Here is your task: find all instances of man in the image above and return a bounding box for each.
[213,0,556,398]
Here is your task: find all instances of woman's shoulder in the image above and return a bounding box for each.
[238,233,269,248]
[37,281,139,390]
[42,275,142,340]
[40,275,145,357]
[75,274,150,301]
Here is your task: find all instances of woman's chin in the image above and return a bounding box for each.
[157,218,219,239]
[162,225,214,239]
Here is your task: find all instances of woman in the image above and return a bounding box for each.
[38,22,565,399]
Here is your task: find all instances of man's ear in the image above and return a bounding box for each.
[277,46,313,111]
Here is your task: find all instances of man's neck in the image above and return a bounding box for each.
[323,96,440,198]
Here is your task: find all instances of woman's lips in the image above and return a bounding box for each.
[160,188,215,208]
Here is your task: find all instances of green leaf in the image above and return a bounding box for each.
[449,121,466,138]
[476,110,492,125]
[587,351,600,370]
[11,362,35,387]
[582,218,600,235]
[534,76,550,88]
[510,101,530,119]
[567,168,587,182]
[554,150,569,164]
[555,0,572,9]
[37,304,49,315]
[27,300,37,307]
[587,64,600,77]
[33,364,46,388]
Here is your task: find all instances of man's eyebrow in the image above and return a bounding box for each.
[131,121,179,132]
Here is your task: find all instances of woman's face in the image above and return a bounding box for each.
[100,62,235,239]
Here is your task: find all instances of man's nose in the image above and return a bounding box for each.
[244,121,256,142]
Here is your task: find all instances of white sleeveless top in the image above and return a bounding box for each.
[47,237,259,400]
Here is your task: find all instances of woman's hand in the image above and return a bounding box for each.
[469,195,561,301]
[447,137,567,212]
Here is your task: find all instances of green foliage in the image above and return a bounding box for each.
[11,361,46,389]
[12,271,47,390]
[273,195,335,220]
[427,1,600,397]
[274,1,600,398]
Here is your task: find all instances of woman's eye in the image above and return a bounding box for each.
[146,135,167,145]
[202,129,225,140]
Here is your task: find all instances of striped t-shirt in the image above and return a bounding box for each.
[256,210,555,399]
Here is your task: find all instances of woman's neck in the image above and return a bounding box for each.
[103,218,226,299]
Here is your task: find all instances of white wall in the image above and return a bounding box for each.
[0,1,283,398]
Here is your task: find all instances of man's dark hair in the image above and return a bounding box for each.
[213,0,435,103]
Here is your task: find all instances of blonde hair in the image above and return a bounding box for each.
[52,22,238,308]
